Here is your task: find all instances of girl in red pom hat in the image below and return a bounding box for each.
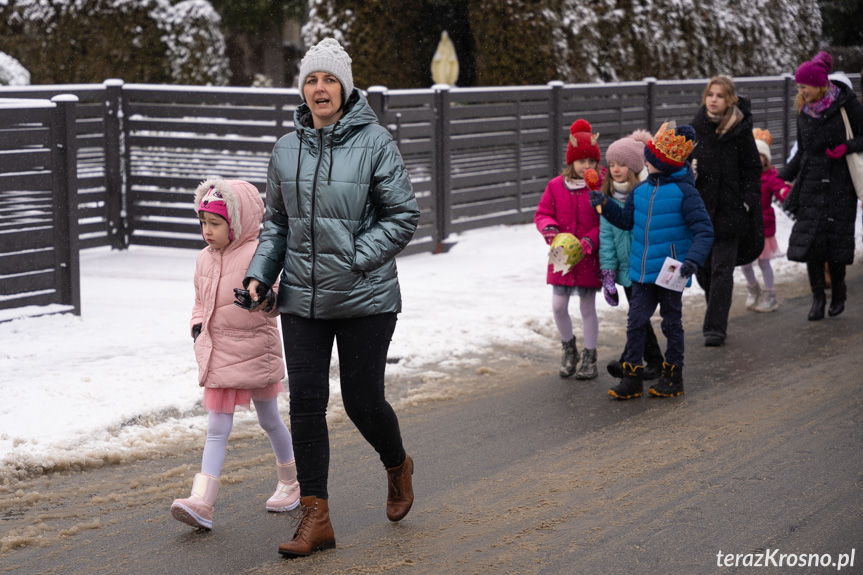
[534,119,605,380]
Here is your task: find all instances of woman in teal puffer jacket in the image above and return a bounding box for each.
[243,39,420,558]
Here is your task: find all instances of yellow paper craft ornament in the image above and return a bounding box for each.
[548,233,585,274]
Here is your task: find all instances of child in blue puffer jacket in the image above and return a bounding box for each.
[590,123,713,399]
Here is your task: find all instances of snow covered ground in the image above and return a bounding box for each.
[1,209,860,483]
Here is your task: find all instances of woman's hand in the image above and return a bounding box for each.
[826,144,847,159]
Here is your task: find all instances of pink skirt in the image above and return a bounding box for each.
[757,235,781,260]
[202,380,285,414]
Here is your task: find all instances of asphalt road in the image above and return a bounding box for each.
[2,262,861,575]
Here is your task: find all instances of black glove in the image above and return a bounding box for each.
[679,259,698,279]
[192,323,202,342]
[234,284,276,313]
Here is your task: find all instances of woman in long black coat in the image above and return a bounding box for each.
[689,75,763,347]
[781,51,863,320]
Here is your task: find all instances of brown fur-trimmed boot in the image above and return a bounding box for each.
[385,454,414,522]
[277,496,336,558]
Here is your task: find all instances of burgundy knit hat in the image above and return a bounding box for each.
[566,119,601,165]
[795,51,832,87]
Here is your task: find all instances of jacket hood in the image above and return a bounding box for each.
[293,89,379,146]
[827,81,860,112]
[194,179,264,249]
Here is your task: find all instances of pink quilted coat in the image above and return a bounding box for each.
[191,179,285,389]
[534,175,602,288]
[760,167,789,238]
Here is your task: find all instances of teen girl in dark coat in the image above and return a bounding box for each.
[780,52,863,320]
[689,76,763,346]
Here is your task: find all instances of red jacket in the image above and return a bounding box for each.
[534,175,602,288]
[760,167,789,238]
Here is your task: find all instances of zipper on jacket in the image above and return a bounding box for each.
[640,182,659,283]
[309,129,326,318]
[670,244,677,261]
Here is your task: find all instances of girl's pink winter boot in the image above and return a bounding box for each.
[171,473,219,529]
[266,460,300,512]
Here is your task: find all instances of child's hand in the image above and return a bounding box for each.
[588,191,606,208]
[579,237,593,255]
[679,259,698,279]
[192,323,202,342]
[600,269,619,306]
[234,284,275,312]
[542,226,559,245]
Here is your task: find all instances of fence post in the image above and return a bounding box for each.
[547,81,563,177]
[644,77,657,133]
[782,73,794,164]
[51,95,81,315]
[432,84,452,252]
[103,79,126,250]
[120,82,134,245]
[367,85,387,126]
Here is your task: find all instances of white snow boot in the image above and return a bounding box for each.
[266,460,301,512]
[755,288,778,312]
[745,282,761,310]
[171,473,219,530]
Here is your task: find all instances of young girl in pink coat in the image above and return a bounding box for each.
[535,119,604,380]
[741,130,789,313]
[170,179,298,530]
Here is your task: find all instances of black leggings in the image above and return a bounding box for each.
[281,312,406,499]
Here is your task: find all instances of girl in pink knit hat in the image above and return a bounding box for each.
[597,130,665,389]
[535,119,605,380]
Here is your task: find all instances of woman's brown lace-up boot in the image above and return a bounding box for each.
[385,454,414,522]
[277,496,336,557]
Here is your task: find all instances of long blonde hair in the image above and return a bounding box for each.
[794,85,830,112]
[702,76,739,109]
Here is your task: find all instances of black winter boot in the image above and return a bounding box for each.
[559,337,578,378]
[606,359,623,379]
[608,362,643,400]
[829,279,846,317]
[808,293,826,321]
[642,362,662,381]
[649,362,684,397]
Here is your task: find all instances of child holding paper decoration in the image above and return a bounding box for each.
[535,119,604,380]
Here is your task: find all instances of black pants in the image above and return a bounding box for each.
[619,285,664,367]
[281,312,406,499]
[695,237,738,341]
[623,282,685,367]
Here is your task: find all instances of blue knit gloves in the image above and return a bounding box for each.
[588,191,606,208]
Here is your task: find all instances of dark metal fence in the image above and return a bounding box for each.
[0,95,80,315]
[2,73,857,315]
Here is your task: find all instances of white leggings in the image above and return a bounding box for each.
[200,398,294,477]
[740,259,775,290]
[552,291,598,349]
